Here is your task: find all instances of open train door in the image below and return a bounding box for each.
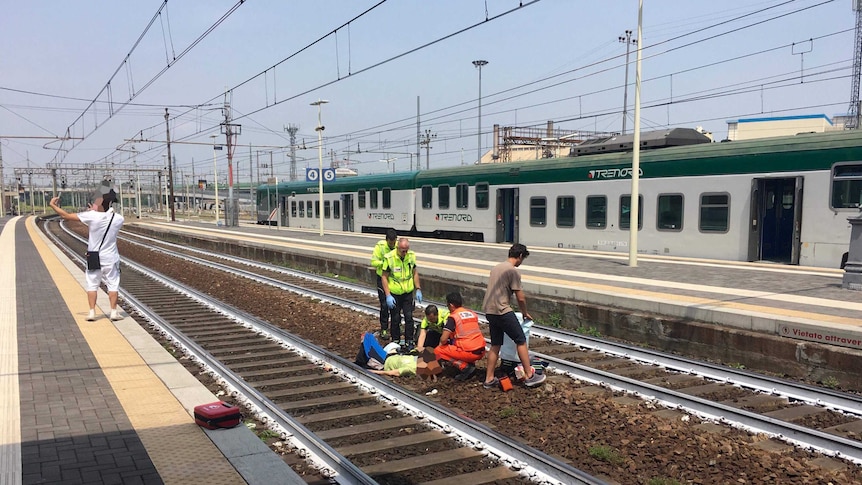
[747,177,803,264]
[342,194,354,232]
[495,188,519,243]
[790,176,804,265]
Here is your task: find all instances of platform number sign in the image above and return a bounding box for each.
[306,168,336,183]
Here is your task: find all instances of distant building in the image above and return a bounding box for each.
[726,114,839,141]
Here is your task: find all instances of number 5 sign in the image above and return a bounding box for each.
[306,168,336,182]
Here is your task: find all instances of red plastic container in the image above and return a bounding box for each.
[194,401,242,430]
[499,376,513,392]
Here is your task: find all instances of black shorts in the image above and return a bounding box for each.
[487,312,526,347]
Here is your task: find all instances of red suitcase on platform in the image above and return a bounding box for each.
[194,401,242,430]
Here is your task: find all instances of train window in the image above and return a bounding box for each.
[456,183,469,209]
[421,186,432,209]
[291,200,297,218]
[530,197,547,227]
[657,194,683,231]
[831,163,862,209]
[782,187,794,210]
[324,201,331,219]
[619,195,643,230]
[358,190,366,209]
[298,201,305,217]
[586,196,606,228]
[476,183,489,209]
[333,200,341,219]
[383,188,391,209]
[306,201,313,218]
[556,196,575,228]
[439,185,450,209]
[699,193,729,232]
[370,189,379,209]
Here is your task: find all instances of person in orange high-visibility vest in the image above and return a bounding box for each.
[434,292,486,381]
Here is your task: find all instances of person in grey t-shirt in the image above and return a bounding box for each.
[480,243,545,388]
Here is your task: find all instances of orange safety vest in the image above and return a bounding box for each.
[450,307,485,352]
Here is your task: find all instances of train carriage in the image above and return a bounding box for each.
[257,172,418,234]
[259,130,862,268]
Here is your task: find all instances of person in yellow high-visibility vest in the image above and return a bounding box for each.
[415,304,449,352]
[370,229,398,339]
[381,238,422,347]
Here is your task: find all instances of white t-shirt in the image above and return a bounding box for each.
[77,208,125,265]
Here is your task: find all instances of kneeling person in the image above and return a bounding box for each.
[434,292,486,381]
[415,304,449,352]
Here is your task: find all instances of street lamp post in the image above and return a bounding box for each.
[472,60,488,164]
[210,134,220,225]
[629,0,644,267]
[310,99,329,237]
[132,150,142,219]
[619,30,637,134]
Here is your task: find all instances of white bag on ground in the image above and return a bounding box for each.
[500,312,532,362]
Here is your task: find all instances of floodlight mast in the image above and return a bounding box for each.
[311,100,329,236]
[472,60,488,164]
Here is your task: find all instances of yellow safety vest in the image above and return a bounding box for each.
[371,239,396,277]
[382,249,417,295]
[421,308,450,333]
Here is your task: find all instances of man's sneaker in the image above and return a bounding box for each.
[86,309,96,321]
[379,329,390,340]
[524,367,546,388]
[110,310,122,321]
[454,364,476,382]
[482,377,500,389]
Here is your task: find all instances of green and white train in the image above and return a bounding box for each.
[257,129,862,268]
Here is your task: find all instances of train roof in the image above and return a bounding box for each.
[257,130,862,194]
[570,127,712,156]
[414,129,862,186]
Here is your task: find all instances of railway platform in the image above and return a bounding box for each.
[123,218,862,385]
[0,215,304,485]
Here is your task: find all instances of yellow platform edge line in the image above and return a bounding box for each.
[25,217,243,484]
[0,217,23,482]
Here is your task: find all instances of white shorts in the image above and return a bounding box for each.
[85,261,121,292]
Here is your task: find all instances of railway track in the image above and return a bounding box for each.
[113,226,862,464]
[45,219,603,485]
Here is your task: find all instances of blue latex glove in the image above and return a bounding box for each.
[386,294,396,308]
[415,290,423,304]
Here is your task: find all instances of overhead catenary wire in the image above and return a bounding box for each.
[8,0,849,181]
[49,0,248,164]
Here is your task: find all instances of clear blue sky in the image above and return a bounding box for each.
[0,0,855,187]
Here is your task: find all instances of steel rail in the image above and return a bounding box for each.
[540,354,862,464]
[531,327,862,416]
[55,222,605,485]
[121,231,377,296]
[125,265,603,485]
[122,229,862,419]
[49,222,376,484]
[119,234,381,314]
